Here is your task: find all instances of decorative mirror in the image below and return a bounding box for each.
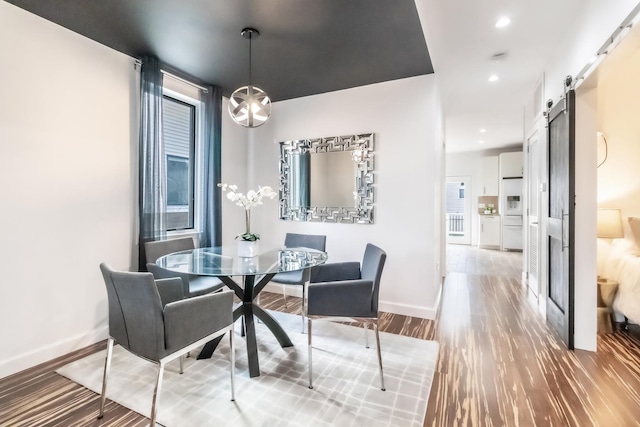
[279,133,374,223]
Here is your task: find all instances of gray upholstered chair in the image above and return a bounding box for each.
[306,243,387,390]
[98,263,235,427]
[270,233,327,332]
[145,237,225,297]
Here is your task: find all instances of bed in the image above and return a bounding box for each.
[598,217,640,326]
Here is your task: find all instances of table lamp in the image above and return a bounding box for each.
[597,208,624,239]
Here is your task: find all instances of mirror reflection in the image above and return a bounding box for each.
[279,133,374,223]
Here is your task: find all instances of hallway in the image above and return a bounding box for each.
[426,245,640,426]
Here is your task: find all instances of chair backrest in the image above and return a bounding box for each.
[360,244,387,313]
[100,263,165,361]
[145,237,195,264]
[146,262,191,296]
[284,233,327,251]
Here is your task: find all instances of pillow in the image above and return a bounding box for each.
[602,238,640,281]
[628,217,640,249]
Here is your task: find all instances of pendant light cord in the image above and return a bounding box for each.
[248,32,252,87]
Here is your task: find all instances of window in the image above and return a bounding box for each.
[167,155,189,206]
[162,95,196,231]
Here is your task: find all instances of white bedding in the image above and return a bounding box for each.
[599,238,640,325]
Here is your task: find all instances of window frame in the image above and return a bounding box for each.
[162,88,203,234]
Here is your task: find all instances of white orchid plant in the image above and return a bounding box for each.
[218,183,277,241]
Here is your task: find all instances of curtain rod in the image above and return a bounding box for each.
[132,58,209,93]
[160,69,209,93]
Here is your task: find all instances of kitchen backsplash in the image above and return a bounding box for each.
[478,196,499,214]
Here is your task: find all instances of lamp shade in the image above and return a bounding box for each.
[597,208,623,238]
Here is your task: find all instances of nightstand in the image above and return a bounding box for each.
[597,278,618,333]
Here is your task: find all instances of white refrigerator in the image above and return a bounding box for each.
[501,177,523,250]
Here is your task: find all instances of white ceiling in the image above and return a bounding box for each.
[419,0,584,153]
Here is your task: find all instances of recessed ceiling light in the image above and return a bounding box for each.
[479,140,485,144]
[488,75,499,82]
[495,17,511,28]
[480,128,487,133]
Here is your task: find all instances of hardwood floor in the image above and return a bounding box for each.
[426,245,640,427]
[1,245,640,426]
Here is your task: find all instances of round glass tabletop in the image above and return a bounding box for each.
[156,246,328,277]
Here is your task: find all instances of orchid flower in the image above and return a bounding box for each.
[218,183,277,241]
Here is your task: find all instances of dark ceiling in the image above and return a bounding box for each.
[6,0,433,101]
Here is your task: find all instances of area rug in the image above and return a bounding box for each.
[57,311,438,427]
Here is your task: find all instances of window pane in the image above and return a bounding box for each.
[162,96,195,230]
[167,156,189,205]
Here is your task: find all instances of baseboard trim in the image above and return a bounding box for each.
[380,279,443,320]
[263,283,441,320]
[0,326,108,379]
[378,300,437,320]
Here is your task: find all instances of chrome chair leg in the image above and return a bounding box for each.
[364,322,369,348]
[307,318,313,389]
[282,284,289,308]
[301,283,307,334]
[373,320,386,391]
[97,337,115,419]
[150,362,165,426]
[230,329,235,401]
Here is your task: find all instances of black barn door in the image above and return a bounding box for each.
[546,89,575,350]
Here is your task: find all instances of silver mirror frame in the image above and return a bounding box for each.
[279,133,375,223]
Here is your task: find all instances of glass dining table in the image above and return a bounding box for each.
[156,245,328,378]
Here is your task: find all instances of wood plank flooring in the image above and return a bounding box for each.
[426,245,640,426]
[1,245,640,426]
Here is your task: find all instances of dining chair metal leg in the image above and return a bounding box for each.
[307,318,313,389]
[150,361,165,426]
[364,322,369,348]
[179,355,184,374]
[282,284,289,308]
[301,283,307,334]
[373,320,385,391]
[229,329,235,401]
[97,337,115,419]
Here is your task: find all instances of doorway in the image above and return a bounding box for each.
[587,16,640,340]
[445,176,472,245]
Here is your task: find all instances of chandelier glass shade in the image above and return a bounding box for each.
[228,27,271,128]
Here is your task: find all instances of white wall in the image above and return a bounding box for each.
[222,75,444,319]
[574,85,598,350]
[597,44,640,221]
[0,3,137,378]
[545,1,640,104]
[220,97,249,244]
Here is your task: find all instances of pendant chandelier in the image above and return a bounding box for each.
[228,27,271,128]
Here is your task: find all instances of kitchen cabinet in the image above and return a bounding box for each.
[479,215,501,249]
[481,156,499,195]
[499,152,523,178]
